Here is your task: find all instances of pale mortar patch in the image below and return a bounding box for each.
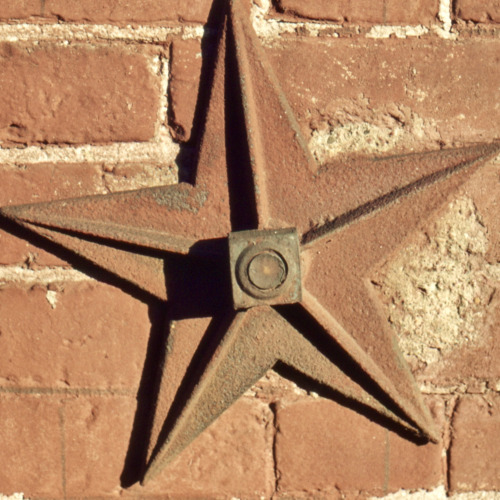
[376,197,500,369]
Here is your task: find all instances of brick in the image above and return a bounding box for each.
[268,38,500,151]
[126,398,275,498]
[386,396,445,491]
[175,39,500,156]
[0,282,151,389]
[64,396,136,496]
[0,163,103,266]
[0,395,63,497]
[0,0,41,19]
[169,39,203,142]
[0,0,213,24]
[0,43,159,145]
[449,395,500,491]
[274,0,438,25]
[275,398,443,495]
[275,398,387,494]
[455,0,500,23]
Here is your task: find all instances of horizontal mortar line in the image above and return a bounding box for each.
[419,385,500,396]
[0,140,180,166]
[0,386,135,396]
[0,22,206,43]
[0,266,94,285]
[366,25,429,38]
[0,19,451,44]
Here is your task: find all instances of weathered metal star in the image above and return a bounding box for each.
[1,0,499,485]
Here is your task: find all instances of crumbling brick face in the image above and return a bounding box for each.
[449,395,500,492]
[0,44,159,145]
[0,0,498,498]
[454,0,500,23]
[0,0,213,24]
[274,0,439,25]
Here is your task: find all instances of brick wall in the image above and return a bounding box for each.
[0,0,499,498]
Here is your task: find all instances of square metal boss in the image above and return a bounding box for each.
[228,228,302,309]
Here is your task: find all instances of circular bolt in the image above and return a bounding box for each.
[247,250,287,291]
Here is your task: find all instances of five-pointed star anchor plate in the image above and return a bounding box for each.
[1,0,499,486]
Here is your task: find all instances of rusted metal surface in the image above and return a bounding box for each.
[1,0,499,486]
[229,228,301,308]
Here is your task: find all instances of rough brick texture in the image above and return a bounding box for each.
[64,396,137,497]
[0,44,159,145]
[0,0,213,24]
[449,395,500,492]
[0,395,64,498]
[274,0,439,25]
[169,39,203,142]
[0,1,41,19]
[455,0,500,23]
[171,39,500,152]
[275,398,443,496]
[0,282,151,389]
[126,398,275,498]
[0,163,103,266]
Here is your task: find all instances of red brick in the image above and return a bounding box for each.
[0,282,151,389]
[0,227,69,267]
[0,394,63,497]
[0,163,103,266]
[0,0,212,24]
[0,0,41,19]
[275,398,387,494]
[0,43,159,145]
[455,0,500,23]
[268,38,500,148]
[169,39,202,142]
[175,39,500,153]
[275,397,443,495]
[64,396,136,496]
[274,0,438,25]
[126,398,275,498]
[387,396,445,491]
[449,395,500,491]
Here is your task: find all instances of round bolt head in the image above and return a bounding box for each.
[247,250,287,291]
[229,228,302,309]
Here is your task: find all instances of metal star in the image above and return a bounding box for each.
[1,0,498,485]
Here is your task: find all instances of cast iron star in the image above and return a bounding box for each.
[1,0,499,485]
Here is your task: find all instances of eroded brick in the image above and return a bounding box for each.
[169,39,203,142]
[274,0,438,25]
[126,398,275,498]
[0,0,41,19]
[275,397,443,496]
[0,0,213,24]
[0,43,159,145]
[0,395,63,497]
[275,398,387,494]
[0,282,151,389]
[268,38,500,157]
[387,397,445,491]
[64,396,136,496]
[174,39,500,159]
[455,0,500,23]
[449,395,500,491]
[0,163,103,266]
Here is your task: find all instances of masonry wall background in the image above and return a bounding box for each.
[0,0,499,498]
